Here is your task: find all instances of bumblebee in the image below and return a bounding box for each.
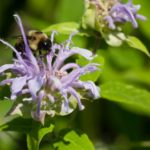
[14,30,51,58]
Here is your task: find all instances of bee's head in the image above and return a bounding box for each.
[38,38,51,51]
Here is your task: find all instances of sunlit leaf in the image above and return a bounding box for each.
[104,32,126,47]
[101,82,150,115]
[125,36,150,57]
[136,0,150,39]
[54,130,94,150]
[42,22,88,36]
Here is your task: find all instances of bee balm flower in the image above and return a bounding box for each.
[82,0,146,31]
[104,0,146,30]
[0,14,100,123]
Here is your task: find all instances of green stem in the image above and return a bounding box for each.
[27,133,39,150]
[93,31,101,54]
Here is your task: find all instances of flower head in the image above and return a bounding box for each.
[0,14,100,123]
[104,0,146,30]
[82,0,146,31]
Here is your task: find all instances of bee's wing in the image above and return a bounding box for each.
[11,35,32,40]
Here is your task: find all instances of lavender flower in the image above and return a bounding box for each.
[0,14,100,123]
[104,0,146,30]
[83,0,146,31]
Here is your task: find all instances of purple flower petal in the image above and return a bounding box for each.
[11,76,27,97]
[47,94,55,103]
[21,89,30,94]
[105,16,116,29]
[13,14,40,72]
[83,81,100,99]
[0,78,14,86]
[136,14,147,21]
[0,64,15,73]
[51,31,58,45]
[61,90,69,113]
[69,47,94,60]
[53,47,94,70]
[60,63,80,71]
[13,14,30,54]
[28,76,43,100]
[37,90,45,116]
[61,64,98,88]
[102,0,146,29]
[72,80,100,99]
[31,90,45,124]
[0,39,26,66]
[50,76,62,91]
[67,87,85,110]
[65,32,77,50]
[46,53,53,72]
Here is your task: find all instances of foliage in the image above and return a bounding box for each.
[54,130,94,150]
[0,0,150,150]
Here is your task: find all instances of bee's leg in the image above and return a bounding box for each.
[39,49,43,58]
[39,49,45,59]
[33,52,37,57]
[39,49,42,56]
[43,49,50,57]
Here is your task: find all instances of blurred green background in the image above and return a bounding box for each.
[0,0,150,150]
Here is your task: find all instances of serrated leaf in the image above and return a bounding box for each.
[76,54,104,82]
[54,130,94,150]
[101,82,150,115]
[38,125,54,143]
[27,122,54,150]
[126,36,150,57]
[42,22,88,36]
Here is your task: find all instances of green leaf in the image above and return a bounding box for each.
[101,82,150,116]
[82,4,96,30]
[104,32,126,47]
[0,117,54,150]
[0,100,13,118]
[0,100,15,125]
[27,121,54,150]
[42,22,89,36]
[42,22,79,34]
[54,130,94,150]
[43,22,79,34]
[76,54,104,82]
[136,0,150,39]
[0,118,36,133]
[125,36,150,57]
